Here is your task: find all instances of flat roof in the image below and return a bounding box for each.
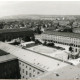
[0,42,70,71]
[20,41,35,46]
[27,45,68,61]
[0,54,17,63]
[28,45,57,54]
[43,31,80,39]
[36,65,80,80]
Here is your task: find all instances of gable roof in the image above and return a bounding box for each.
[43,31,80,39]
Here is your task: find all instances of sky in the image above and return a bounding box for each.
[0,1,80,18]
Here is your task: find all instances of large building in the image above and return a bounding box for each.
[0,42,73,79]
[35,31,80,55]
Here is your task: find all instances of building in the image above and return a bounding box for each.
[0,28,34,42]
[0,42,73,79]
[58,20,69,26]
[20,41,35,48]
[35,31,80,55]
[0,54,20,79]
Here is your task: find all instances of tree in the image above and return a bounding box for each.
[43,41,47,45]
[0,23,4,29]
[35,39,41,45]
[47,42,55,47]
[69,46,73,52]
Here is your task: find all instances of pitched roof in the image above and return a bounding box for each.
[43,31,80,39]
[0,42,70,71]
[36,65,80,80]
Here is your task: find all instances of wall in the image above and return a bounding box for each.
[0,59,20,79]
[35,34,80,54]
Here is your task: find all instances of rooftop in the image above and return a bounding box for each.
[0,54,17,63]
[36,65,80,80]
[20,41,35,46]
[0,49,9,56]
[27,44,68,61]
[0,42,72,71]
[43,31,80,39]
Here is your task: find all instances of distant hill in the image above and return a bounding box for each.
[0,14,79,21]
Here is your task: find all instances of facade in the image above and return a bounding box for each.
[19,60,45,79]
[35,31,80,54]
[0,54,20,79]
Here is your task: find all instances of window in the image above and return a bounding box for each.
[23,76,24,78]
[33,75,35,77]
[23,69,24,73]
[26,71,28,75]
[37,72,40,74]
[26,66,27,68]
[33,69,35,72]
[22,64,24,66]
[75,49,77,52]
[29,73,32,77]
[29,67,31,70]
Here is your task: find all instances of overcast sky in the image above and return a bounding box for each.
[0,1,80,18]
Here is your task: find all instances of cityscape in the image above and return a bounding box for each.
[1,1,80,80]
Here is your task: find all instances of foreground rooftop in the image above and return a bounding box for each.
[36,65,80,80]
[0,42,72,71]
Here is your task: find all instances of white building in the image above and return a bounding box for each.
[35,31,80,55]
[0,42,73,79]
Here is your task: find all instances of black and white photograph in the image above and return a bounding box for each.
[0,0,80,79]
